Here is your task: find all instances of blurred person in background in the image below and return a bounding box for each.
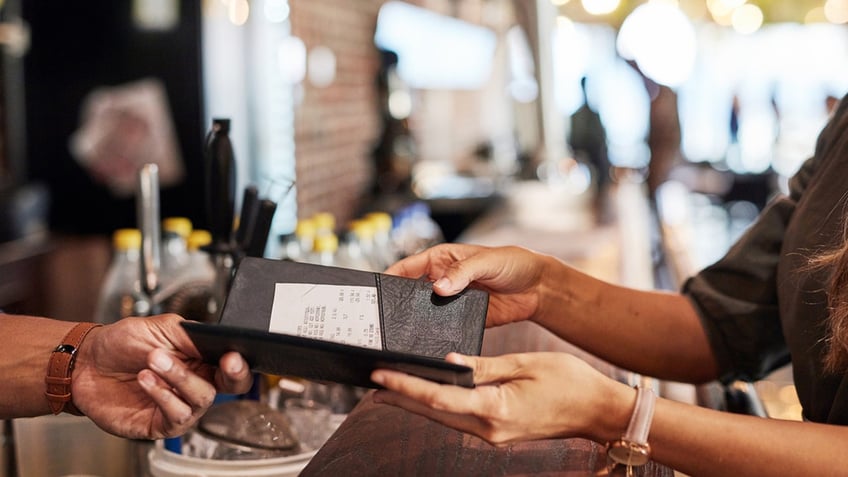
[568,77,610,198]
[372,95,848,476]
[646,82,683,198]
[729,94,741,146]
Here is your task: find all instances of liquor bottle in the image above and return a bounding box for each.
[338,219,379,272]
[305,232,339,267]
[279,218,316,262]
[95,228,142,324]
[312,212,336,238]
[393,202,444,258]
[186,229,215,281]
[160,216,192,289]
[364,211,398,270]
[179,229,218,322]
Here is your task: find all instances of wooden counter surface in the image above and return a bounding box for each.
[301,394,673,477]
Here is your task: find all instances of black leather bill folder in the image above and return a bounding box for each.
[182,257,489,388]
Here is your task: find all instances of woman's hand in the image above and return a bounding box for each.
[385,244,556,328]
[71,314,252,440]
[371,352,632,446]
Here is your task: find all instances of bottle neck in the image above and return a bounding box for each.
[118,248,140,261]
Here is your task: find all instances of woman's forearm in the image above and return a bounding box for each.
[650,397,845,477]
[532,255,719,383]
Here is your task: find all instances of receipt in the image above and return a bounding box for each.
[269,283,382,350]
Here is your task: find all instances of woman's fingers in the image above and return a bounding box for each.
[372,354,523,414]
[371,369,495,433]
[385,244,483,290]
[446,353,526,385]
[371,356,542,446]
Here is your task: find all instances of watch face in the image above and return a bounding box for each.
[607,440,651,466]
[55,344,77,354]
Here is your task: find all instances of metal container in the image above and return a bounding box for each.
[13,415,135,477]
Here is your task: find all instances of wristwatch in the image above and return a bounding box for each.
[45,322,102,415]
[606,384,657,467]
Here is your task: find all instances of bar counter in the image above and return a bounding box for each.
[301,394,673,476]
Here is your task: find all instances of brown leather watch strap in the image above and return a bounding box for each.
[45,322,102,415]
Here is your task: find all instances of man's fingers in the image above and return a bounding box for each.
[145,349,216,416]
[216,351,253,394]
[137,368,195,432]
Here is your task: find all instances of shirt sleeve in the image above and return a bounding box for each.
[681,155,818,383]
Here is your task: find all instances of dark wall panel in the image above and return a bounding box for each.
[22,1,207,235]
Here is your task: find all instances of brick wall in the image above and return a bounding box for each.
[288,0,509,230]
[289,0,387,227]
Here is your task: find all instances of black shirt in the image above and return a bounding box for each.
[684,97,848,424]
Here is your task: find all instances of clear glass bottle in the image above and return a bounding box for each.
[160,217,193,291]
[365,211,398,270]
[157,228,220,323]
[305,232,339,267]
[95,228,142,324]
[280,218,317,263]
[185,229,216,285]
[338,219,379,271]
[185,229,219,322]
[394,202,444,258]
[312,212,336,238]
[162,217,192,262]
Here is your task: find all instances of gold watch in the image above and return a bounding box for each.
[606,384,657,467]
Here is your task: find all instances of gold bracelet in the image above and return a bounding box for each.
[606,384,657,467]
[45,322,102,415]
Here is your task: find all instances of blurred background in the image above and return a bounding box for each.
[3,0,844,321]
[0,0,845,473]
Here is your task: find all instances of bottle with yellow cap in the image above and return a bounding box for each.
[95,228,143,324]
[364,211,398,270]
[155,228,220,323]
[160,217,193,285]
[305,231,339,267]
[311,212,336,237]
[185,229,216,289]
[338,218,379,271]
[279,218,317,262]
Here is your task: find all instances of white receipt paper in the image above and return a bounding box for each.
[269,283,383,350]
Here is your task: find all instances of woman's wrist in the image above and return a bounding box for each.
[588,378,639,444]
[533,254,572,325]
[606,384,657,466]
